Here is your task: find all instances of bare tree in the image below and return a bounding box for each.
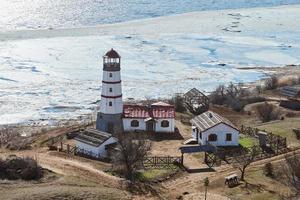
[256,102,281,122]
[210,83,252,111]
[203,177,209,200]
[233,146,259,181]
[0,126,17,148]
[265,75,279,90]
[210,84,226,105]
[112,133,152,180]
[281,152,300,194]
[173,94,186,113]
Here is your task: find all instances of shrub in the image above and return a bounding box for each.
[264,163,274,177]
[0,156,43,180]
[256,102,281,122]
[173,95,186,113]
[210,83,253,112]
[265,75,278,90]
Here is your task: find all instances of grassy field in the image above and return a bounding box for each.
[255,117,300,147]
[137,168,177,181]
[239,135,259,148]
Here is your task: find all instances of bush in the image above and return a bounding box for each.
[173,95,186,113]
[0,156,43,180]
[210,83,253,112]
[265,75,278,90]
[264,163,274,177]
[256,102,281,122]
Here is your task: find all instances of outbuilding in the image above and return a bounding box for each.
[74,128,117,158]
[191,111,239,146]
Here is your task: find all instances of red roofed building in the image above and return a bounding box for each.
[123,102,175,133]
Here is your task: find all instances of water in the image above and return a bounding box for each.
[0,1,300,125]
[1,0,300,30]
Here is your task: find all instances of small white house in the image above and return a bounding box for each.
[123,102,175,133]
[191,111,239,146]
[75,128,117,158]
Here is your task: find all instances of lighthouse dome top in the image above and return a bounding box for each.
[105,48,120,58]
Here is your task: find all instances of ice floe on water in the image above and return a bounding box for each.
[0,5,300,125]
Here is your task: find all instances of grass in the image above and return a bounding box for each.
[137,168,176,181]
[239,135,258,148]
[255,117,300,147]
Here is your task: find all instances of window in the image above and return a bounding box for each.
[208,134,217,141]
[131,120,139,127]
[109,101,112,106]
[109,73,113,77]
[109,88,113,92]
[161,120,169,127]
[226,133,232,141]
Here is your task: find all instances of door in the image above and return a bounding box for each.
[146,121,154,132]
[107,122,114,134]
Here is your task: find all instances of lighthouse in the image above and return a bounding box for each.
[96,49,124,134]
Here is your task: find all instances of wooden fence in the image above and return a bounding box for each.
[142,156,182,169]
[240,125,287,152]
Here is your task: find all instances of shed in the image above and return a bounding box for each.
[280,85,300,99]
[74,128,117,158]
[183,88,209,115]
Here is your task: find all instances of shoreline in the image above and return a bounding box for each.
[1,64,299,129]
[1,4,299,126]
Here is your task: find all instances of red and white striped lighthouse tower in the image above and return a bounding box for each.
[96,49,123,134]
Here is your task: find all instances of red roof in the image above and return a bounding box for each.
[105,48,120,58]
[123,102,175,119]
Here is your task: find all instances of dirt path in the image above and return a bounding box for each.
[4,149,125,189]
[160,149,300,199]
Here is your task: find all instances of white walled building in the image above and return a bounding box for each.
[74,128,117,158]
[123,102,175,133]
[191,111,239,146]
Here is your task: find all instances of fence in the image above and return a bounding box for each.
[142,156,182,169]
[50,142,107,161]
[240,125,287,152]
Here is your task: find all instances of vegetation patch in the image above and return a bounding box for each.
[256,117,300,146]
[239,135,258,148]
[0,155,43,180]
[136,168,177,182]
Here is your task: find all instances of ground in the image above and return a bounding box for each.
[1,92,300,199]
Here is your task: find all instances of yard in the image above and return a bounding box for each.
[255,117,300,147]
[239,135,258,148]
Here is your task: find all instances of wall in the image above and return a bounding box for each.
[75,137,117,158]
[155,118,175,133]
[102,71,121,82]
[123,118,146,131]
[198,123,239,146]
[100,97,123,114]
[123,118,175,133]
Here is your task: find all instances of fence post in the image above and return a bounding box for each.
[60,142,63,151]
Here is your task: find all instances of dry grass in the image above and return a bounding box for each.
[255,117,300,147]
[206,166,293,200]
[0,179,130,200]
